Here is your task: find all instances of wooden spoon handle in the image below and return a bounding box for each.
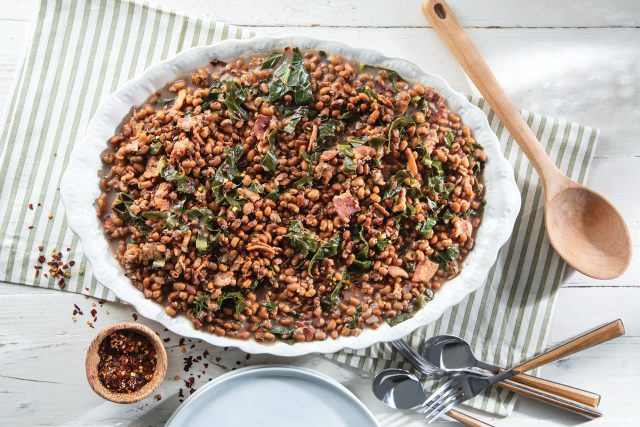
[498,379,603,419]
[447,409,494,427]
[421,0,566,195]
[510,372,601,407]
[514,319,625,374]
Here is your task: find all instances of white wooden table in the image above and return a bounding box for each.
[1,1,639,425]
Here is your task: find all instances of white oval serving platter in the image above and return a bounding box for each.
[60,35,521,356]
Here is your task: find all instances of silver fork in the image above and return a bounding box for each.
[422,370,514,423]
[391,339,446,377]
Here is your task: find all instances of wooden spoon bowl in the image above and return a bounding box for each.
[546,184,631,279]
[86,322,167,404]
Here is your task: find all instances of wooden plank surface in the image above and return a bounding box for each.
[0,0,638,425]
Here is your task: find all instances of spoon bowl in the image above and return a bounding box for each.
[545,184,632,280]
[422,335,495,372]
[372,369,426,410]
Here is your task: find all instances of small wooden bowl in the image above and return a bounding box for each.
[86,322,168,404]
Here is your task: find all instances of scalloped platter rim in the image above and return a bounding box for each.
[60,35,521,356]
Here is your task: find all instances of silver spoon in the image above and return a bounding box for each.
[372,368,426,409]
[422,335,496,372]
[421,335,601,407]
[372,369,494,426]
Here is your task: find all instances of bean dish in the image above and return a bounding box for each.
[97,48,486,343]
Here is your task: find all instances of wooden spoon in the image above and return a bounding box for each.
[422,0,632,279]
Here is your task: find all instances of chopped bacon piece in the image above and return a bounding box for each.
[213,271,234,287]
[387,266,409,279]
[320,149,338,161]
[352,145,377,160]
[412,259,439,284]
[406,148,419,179]
[252,115,271,140]
[237,188,260,202]
[333,191,359,221]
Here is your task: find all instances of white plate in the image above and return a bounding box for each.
[166,366,380,427]
[60,35,521,356]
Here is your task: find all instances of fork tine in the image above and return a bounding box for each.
[420,375,459,408]
[422,384,461,413]
[424,392,460,422]
[426,395,467,424]
[420,377,457,409]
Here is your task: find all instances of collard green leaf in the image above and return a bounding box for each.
[283,106,309,134]
[285,220,319,258]
[308,236,342,276]
[356,85,379,101]
[261,52,283,69]
[155,97,174,105]
[113,192,151,235]
[386,312,413,327]
[321,271,350,310]
[211,145,244,205]
[388,117,415,148]
[269,325,294,336]
[262,301,278,312]
[216,291,247,316]
[150,137,163,155]
[294,151,318,188]
[222,80,249,121]
[444,129,456,148]
[162,165,196,194]
[436,246,460,266]
[193,295,210,319]
[417,216,437,237]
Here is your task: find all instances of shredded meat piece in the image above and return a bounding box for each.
[213,271,234,288]
[314,161,336,183]
[237,188,260,202]
[387,266,409,278]
[320,149,338,161]
[412,259,439,284]
[333,191,359,221]
[352,145,376,160]
[253,115,270,140]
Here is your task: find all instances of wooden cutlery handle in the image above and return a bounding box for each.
[421,0,565,193]
[498,379,603,419]
[514,319,625,374]
[447,409,494,427]
[510,372,601,407]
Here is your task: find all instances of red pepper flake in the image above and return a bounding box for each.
[73,304,84,315]
[245,353,251,360]
[204,363,209,368]
[178,388,184,398]
[178,338,185,346]
[163,337,171,343]
[203,350,209,358]
[132,313,138,321]
[90,309,97,317]
[155,394,162,401]
[183,356,194,372]
[28,203,33,210]
[28,225,34,230]
[38,255,46,263]
[98,330,157,394]
[215,357,221,363]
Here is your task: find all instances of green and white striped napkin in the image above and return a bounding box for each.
[0,0,598,417]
